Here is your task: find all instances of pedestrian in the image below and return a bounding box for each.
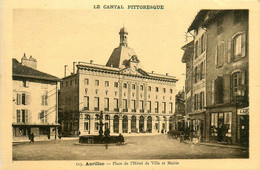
[30,133,34,143]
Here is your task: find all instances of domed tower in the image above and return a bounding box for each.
[119,27,128,47]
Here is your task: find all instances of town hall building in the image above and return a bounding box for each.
[59,27,178,136]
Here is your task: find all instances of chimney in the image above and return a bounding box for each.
[73,62,77,74]
[151,71,154,74]
[166,73,168,76]
[64,65,68,77]
[90,60,93,64]
[21,54,37,69]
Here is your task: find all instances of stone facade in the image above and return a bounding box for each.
[183,10,249,145]
[59,28,177,136]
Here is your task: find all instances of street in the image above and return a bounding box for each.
[13,134,248,160]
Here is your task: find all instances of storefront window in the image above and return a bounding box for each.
[211,112,232,137]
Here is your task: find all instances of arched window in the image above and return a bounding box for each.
[131,116,136,132]
[113,115,119,133]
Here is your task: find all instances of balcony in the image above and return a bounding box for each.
[131,109,136,112]
[94,107,99,111]
[104,108,109,111]
[114,108,119,112]
[147,110,151,113]
[140,109,144,113]
[123,108,128,112]
[155,109,159,113]
[84,107,89,111]
[169,111,173,114]
[162,110,166,113]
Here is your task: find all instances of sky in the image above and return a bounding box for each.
[13,7,199,91]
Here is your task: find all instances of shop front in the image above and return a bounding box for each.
[237,107,249,146]
[188,112,206,142]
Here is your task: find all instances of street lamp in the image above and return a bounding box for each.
[98,111,105,137]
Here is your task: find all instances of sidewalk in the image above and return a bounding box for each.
[184,140,249,150]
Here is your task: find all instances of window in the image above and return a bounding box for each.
[104,98,109,111]
[140,100,144,112]
[75,79,77,84]
[70,80,72,86]
[200,62,204,80]
[123,99,128,112]
[234,34,242,60]
[140,85,144,90]
[84,122,89,131]
[94,97,99,111]
[155,87,159,92]
[114,98,119,111]
[170,89,173,94]
[169,102,173,113]
[105,81,109,87]
[155,101,159,113]
[200,92,204,109]
[201,34,206,53]
[132,84,136,89]
[23,80,29,88]
[214,76,224,104]
[95,80,99,86]
[39,110,47,123]
[217,17,223,35]
[131,100,136,112]
[216,43,224,67]
[123,83,127,88]
[148,86,151,91]
[114,82,118,88]
[224,112,232,137]
[147,101,151,113]
[194,67,198,83]
[211,112,232,137]
[195,41,198,59]
[163,88,166,93]
[84,78,89,85]
[162,102,166,113]
[17,93,29,105]
[84,96,89,110]
[232,72,242,100]
[17,110,28,123]
[41,94,48,106]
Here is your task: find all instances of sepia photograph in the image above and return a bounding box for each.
[1,0,260,169]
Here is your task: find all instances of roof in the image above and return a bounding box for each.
[77,62,178,82]
[106,45,137,69]
[12,58,60,82]
[187,10,208,32]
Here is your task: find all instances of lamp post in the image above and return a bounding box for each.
[98,111,105,137]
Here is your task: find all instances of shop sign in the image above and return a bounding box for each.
[237,107,249,115]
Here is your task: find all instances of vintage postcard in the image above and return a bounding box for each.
[1,0,260,169]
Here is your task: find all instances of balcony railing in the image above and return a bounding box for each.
[94,107,99,111]
[114,108,119,112]
[123,108,128,112]
[104,108,109,111]
[155,109,159,113]
[169,111,173,114]
[162,111,166,113]
[131,109,136,112]
[140,109,144,113]
[84,107,89,111]
[147,110,151,113]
